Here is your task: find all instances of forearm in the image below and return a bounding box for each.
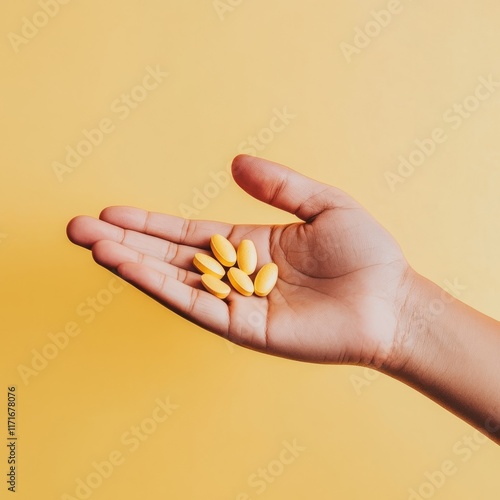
[384,270,500,443]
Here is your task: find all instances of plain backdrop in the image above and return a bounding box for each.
[1,1,499,499]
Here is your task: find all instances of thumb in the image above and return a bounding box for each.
[231,155,354,222]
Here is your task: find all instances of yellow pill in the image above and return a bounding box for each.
[210,234,237,267]
[254,263,278,297]
[201,274,231,299]
[193,253,225,279]
[236,239,257,275]
[227,267,254,297]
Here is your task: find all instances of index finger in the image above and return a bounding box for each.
[99,206,234,248]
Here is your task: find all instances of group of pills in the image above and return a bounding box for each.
[193,234,278,300]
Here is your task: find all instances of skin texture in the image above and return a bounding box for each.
[67,154,500,443]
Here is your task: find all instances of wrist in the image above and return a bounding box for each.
[381,268,500,442]
[382,268,443,379]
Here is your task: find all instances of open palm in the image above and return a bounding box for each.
[67,155,413,368]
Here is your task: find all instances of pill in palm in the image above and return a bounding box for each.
[210,234,236,267]
[227,267,255,296]
[193,253,225,279]
[254,263,278,297]
[236,239,257,275]
[201,274,231,299]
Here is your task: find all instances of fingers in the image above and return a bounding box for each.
[99,206,234,247]
[231,155,356,221]
[67,215,123,249]
[91,240,202,288]
[67,216,204,269]
[117,262,230,335]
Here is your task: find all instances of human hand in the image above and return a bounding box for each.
[67,154,500,442]
[66,155,415,368]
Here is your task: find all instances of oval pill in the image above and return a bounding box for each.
[254,263,278,297]
[236,239,257,275]
[210,234,237,267]
[201,274,231,299]
[193,253,225,279]
[227,267,254,297]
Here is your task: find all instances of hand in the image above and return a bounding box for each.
[66,155,414,367]
[67,154,500,442]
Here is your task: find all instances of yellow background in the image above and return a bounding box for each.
[1,1,500,498]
